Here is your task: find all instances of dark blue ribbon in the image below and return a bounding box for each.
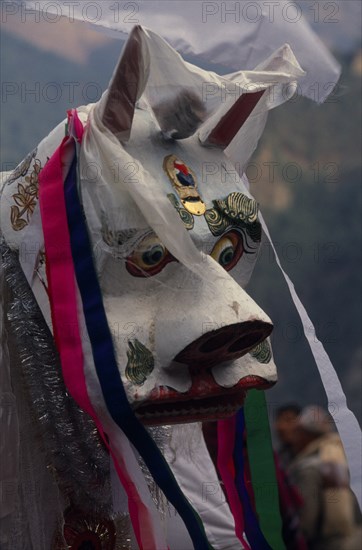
[63,151,213,550]
[234,408,272,549]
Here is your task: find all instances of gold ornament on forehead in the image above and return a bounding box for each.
[163,154,206,216]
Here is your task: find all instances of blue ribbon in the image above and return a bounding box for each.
[63,151,213,550]
[234,409,272,549]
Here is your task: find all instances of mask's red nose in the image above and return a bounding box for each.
[174,320,273,367]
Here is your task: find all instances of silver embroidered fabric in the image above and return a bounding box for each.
[0,240,113,548]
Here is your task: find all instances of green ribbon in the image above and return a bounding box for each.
[244,390,285,550]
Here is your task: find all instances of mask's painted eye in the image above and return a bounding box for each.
[210,231,244,271]
[126,234,176,277]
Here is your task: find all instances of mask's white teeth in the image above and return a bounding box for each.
[136,401,241,419]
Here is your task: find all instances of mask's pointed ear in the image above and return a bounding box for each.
[101,25,150,141]
[199,44,305,150]
[198,90,265,149]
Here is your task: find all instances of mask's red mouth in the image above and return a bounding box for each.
[134,370,274,425]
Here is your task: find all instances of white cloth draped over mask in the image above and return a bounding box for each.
[22,0,341,103]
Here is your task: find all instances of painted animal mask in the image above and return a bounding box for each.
[0,26,304,426]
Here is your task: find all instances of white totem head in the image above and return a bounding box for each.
[0,26,304,425]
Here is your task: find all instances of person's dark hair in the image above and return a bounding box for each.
[275,404,302,418]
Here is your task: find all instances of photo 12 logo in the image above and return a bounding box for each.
[1,1,140,24]
[201,2,340,24]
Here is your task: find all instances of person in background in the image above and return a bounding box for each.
[274,404,302,470]
[288,405,362,550]
[273,404,307,549]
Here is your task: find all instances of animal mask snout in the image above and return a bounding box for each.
[174,320,273,368]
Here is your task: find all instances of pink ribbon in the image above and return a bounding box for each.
[217,417,250,549]
[39,111,166,549]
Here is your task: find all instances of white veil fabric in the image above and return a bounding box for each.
[22,0,341,103]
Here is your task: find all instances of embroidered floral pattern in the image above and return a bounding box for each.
[10,159,43,231]
[7,147,37,185]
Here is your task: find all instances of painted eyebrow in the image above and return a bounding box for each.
[205,193,262,242]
